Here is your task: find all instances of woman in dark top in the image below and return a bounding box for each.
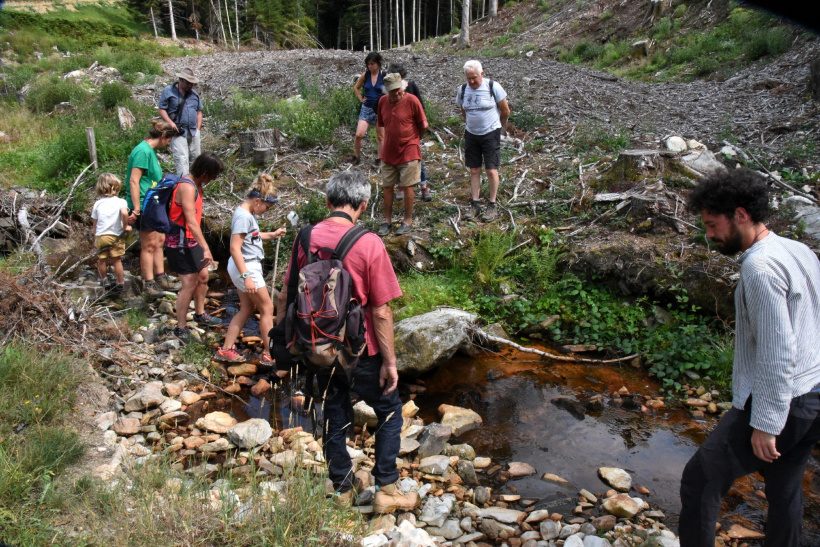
[388,63,432,202]
[353,52,385,166]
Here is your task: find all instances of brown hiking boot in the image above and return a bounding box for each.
[142,280,165,301]
[332,489,355,509]
[481,202,498,222]
[373,483,420,514]
[464,200,482,220]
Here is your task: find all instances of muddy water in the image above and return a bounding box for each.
[414,346,820,544]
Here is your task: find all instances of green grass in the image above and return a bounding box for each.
[0,344,86,543]
[394,270,474,321]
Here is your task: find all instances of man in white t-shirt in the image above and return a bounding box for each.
[456,60,511,222]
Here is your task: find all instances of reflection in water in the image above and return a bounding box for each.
[415,347,820,544]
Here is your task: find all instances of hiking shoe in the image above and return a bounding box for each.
[377,223,391,237]
[464,200,482,221]
[194,312,222,327]
[156,274,182,291]
[173,326,195,345]
[420,185,432,202]
[396,189,404,201]
[481,202,498,222]
[373,483,420,514]
[143,280,165,301]
[332,489,355,508]
[260,352,275,365]
[395,223,412,235]
[215,348,245,363]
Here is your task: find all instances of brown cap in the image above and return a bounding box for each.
[175,67,200,84]
[383,73,403,91]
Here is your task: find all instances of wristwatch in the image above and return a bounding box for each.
[240,272,251,279]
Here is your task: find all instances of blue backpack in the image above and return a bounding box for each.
[140,174,196,234]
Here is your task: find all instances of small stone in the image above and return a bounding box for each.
[480,518,516,540]
[160,398,182,414]
[665,136,687,152]
[579,488,598,503]
[456,459,479,486]
[726,524,764,540]
[250,379,271,397]
[559,523,581,539]
[445,443,477,460]
[508,461,537,478]
[635,484,651,495]
[474,486,490,505]
[419,493,455,527]
[164,383,183,397]
[179,390,201,405]
[473,456,491,468]
[417,423,453,459]
[227,418,273,448]
[402,400,419,418]
[602,493,646,518]
[353,400,379,428]
[474,507,526,524]
[419,455,450,475]
[195,411,237,434]
[113,417,140,435]
[525,509,551,523]
[227,363,258,376]
[591,515,617,532]
[542,473,571,487]
[540,519,561,540]
[131,333,144,343]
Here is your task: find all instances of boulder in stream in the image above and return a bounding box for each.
[394,309,477,376]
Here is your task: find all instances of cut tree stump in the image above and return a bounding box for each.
[240,129,281,157]
[596,149,700,188]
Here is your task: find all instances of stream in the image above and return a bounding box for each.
[413,346,820,545]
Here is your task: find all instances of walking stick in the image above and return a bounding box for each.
[269,237,281,302]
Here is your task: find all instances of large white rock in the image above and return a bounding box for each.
[386,519,436,546]
[602,493,647,518]
[598,467,632,492]
[681,149,727,178]
[438,404,482,436]
[474,507,526,524]
[124,381,166,411]
[540,519,561,540]
[394,309,478,375]
[227,418,273,448]
[419,493,456,527]
[664,136,687,152]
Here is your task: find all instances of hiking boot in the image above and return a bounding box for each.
[194,312,222,327]
[173,326,196,345]
[143,280,165,301]
[463,200,482,221]
[481,202,498,222]
[420,185,432,202]
[373,483,420,514]
[377,223,391,237]
[156,274,182,291]
[396,189,404,201]
[109,283,124,299]
[332,489,355,509]
[215,348,245,363]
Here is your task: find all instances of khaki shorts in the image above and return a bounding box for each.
[96,234,125,259]
[381,160,421,188]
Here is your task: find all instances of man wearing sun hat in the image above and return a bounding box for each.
[158,67,204,176]
[375,72,428,237]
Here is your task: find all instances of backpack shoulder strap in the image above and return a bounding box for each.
[333,225,369,262]
[299,225,315,264]
[459,83,467,104]
[488,79,496,102]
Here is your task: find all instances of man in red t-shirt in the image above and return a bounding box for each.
[376,73,428,237]
[275,170,421,514]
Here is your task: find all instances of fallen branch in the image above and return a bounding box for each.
[742,146,817,203]
[467,325,642,365]
[30,162,95,254]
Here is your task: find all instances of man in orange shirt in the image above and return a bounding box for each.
[376,73,428,237]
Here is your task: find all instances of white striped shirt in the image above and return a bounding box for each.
[733,232,820,435]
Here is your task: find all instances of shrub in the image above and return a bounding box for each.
[509,108,545,131]
[25,76,88,113]
[652,17,673,40]
[99,81,131,109]
[744,27,791,60]
[470,228,516,290]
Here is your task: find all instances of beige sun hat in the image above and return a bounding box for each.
[383,73,403,91]
[175,67,200,83]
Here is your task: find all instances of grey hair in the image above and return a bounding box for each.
[463,60,483,75]
[325,170,371,209]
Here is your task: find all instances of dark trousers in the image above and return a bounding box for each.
[317,353,402,493]
[679,391,820,547]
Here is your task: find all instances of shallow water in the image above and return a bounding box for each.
[414,346,820,544]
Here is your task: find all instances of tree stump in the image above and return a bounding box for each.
[599,149,680,184]
[240,129,281,157]
[253,147,273,166]
[809,55,820,101]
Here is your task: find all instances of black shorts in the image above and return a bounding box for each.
[165,244,206,275]
[465,128,501,170]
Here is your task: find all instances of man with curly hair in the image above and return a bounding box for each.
[680,168,820,547]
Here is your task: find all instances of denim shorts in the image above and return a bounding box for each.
[358,105,377,125]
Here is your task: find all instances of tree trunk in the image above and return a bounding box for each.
[369,0,374,51]
[150,6,159,39]
[223,0,234,47]
[489,0,497,18]
[458,0,469,48]
[395,0,400,46]
[167,0,177,40]
[411,0,415,43]
[234,0,240,49]
[210,0,227,46]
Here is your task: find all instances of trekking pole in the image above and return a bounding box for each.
[269,237,281,301]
